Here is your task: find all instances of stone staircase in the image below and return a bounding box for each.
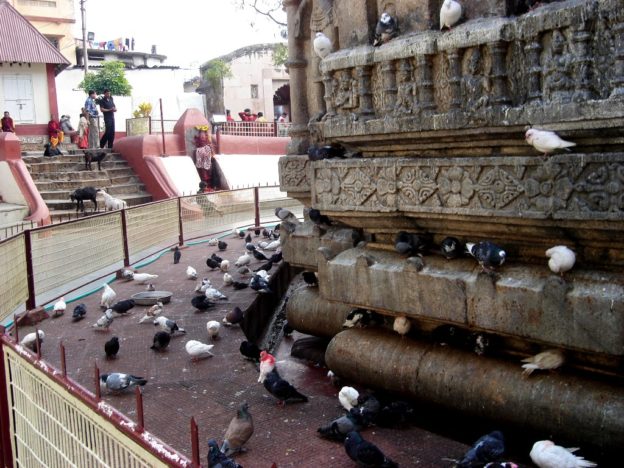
[23,149,152,222]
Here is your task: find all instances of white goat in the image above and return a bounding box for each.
[98,189,127,211]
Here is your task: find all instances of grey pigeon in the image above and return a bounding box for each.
[466,241,506,271]
[318,408,365,441]
[250,274,272,294]
[111,299,135,314]
[439,236,463,259]
[99,373,147,393]
[275,207,300,225]
[93,309,114,330]
[373,12,399,46]
[344,431,398,467]
[104,336,119,359]
[221,402,254,456]
[456,430,506,467]
[263,369,308,405]
[154,316,185,334]
[218,240,227,251]
[150,331,171,351]
[207,439,241,468]
[173,246,181,264]
[72,303,87,321]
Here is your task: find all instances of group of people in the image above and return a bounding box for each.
[226,109,288,123]
[42,89,117,157]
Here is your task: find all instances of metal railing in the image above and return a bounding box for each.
[219,121,291,137]
[0,335,189,467]
[0,185,303,467]
[0,185,302,321]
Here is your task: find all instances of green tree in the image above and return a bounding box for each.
[78,61,132,96]
[273,43,288,67]
[204,59,233,88]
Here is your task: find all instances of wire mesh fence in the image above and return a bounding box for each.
[30,213,125,300]
[0,235,28,323]
[2,345,182,468]
[125,199,179,262]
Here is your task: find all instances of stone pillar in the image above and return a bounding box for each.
[488,41,511,107]
[416,54,436,113]
[611,22,624,99]
[381,60,397,115]
[447,50,462,111]
[311,55,326,119]
[524,39,542,104]
[284,0,310,155]
[322,69,336,118]
[356,65,374,119]
[571,23,593,102]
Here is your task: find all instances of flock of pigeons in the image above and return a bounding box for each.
[316,384,597,468]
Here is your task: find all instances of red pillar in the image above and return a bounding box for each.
[46,64,59,120]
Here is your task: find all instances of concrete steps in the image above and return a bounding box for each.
[22,149,152,223]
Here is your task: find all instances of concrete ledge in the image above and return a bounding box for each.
[318,245,624,356]
[326,328,624,452]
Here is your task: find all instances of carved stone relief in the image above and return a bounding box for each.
[279,156,311,193]
[311,155,624,220]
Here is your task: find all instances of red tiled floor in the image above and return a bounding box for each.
[12,234,534,467]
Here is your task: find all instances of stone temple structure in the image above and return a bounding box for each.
[278,0,623,457]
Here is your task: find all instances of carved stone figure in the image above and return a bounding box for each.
[543,30,573,103]
[394,60,417,115]
[295,0,335,39]
[461,48,489,118]
[334,70,358,112]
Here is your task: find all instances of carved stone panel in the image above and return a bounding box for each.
[311,154,624,221]
[279,155,311,193]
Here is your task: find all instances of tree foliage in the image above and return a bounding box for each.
[235,0,286,27]
[273,43,288,67]
[78,61,132,96]
[204,60,234,88]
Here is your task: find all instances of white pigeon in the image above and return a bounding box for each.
[100,283,117,308]
[313,32,332,59]
[205,287,228,301]
[186,265,197,280]
[207,238,219,246]
[154,316,185,334]
[220,260,230,272]
[93,309,114,330]
[525,128,576,156]
[223,273,233,286]
[195,278,212,294]
[262,240,281,251]
[235,253,252,267]
[53,296,66,317]
[20,330,45,352]
[521,349,565,376]
[255,269,270,280]
[338,386,360,411]
[132,272,158,284]
[530,440,596,468]
[121,269,135,280]
[545,245,576,275]
[206,320,221,340]
[440,0,462,30]
[393,316,411,336]
[138,301,164,324]
[185,340,214,360]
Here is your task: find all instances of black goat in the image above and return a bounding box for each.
[84,150,107,171]
[69,187,99,212]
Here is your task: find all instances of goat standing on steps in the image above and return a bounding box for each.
[70,187,99,213]
[98,189,127,211]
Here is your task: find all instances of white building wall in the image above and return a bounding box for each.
[0,64,51,124]
[220,48,289,121]
[55,67,205,129]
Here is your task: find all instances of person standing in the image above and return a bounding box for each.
[77,108,89,149]
[278,112,288,123]
[1,111,15,132]
[99,89,116,148]
[256,112,267,122]
[84,90,100,149]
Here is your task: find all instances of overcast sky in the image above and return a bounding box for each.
[73,0,286,76]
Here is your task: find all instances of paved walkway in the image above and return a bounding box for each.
[13,233,536,467]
